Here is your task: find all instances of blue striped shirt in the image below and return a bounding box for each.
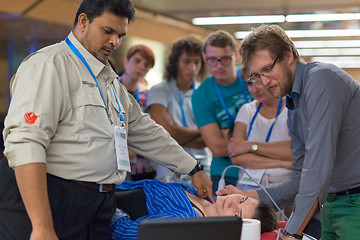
[111,180,206,240]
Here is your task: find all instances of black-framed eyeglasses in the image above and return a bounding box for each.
[249,56,279,83]
[234,196,248,217]
[240,196,248,204]
[206,55,233,67]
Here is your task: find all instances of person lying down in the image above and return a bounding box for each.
[111,180,276,239]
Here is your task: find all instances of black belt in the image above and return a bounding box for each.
[329,186,360,196]
[72,180,115,192]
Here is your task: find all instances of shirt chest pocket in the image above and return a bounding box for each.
[71,92,113,140]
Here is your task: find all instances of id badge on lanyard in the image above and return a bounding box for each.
[238,169,265,186]
[65,37,132,173]
[114,124,131,172]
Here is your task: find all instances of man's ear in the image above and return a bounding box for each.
[123,57,128,67]
[77,13,89,32]
[283,50,294,65]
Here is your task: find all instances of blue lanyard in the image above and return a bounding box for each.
[110,85,124,122]
[246,98,283,142]
[212,67,249,124]
[178,84,196,127]
[120,77,139,102]
[65,37,124,122]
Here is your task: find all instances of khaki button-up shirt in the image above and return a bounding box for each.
[3,32,196,184]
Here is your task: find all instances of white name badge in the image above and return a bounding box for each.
[114,125,131,172]
[238,168,265,186]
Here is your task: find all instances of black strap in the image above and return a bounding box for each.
[180,185,206,217]
[189,200,205,217]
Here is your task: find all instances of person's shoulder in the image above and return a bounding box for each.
[304,61,356,87]
[238,100,256,114]
[198,76,213,88]
[21,42,71,71]
[305,61,337,73]
[147,80,170,106]
[149,80,169,92]
[148,80,170,98]
[23,41,69,65]
[193,76,213,97]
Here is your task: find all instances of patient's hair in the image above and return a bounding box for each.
[253,202,277,234]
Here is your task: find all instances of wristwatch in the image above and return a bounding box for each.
[281,229,303,239]
[189,162,204,176]
[251,143,258,153]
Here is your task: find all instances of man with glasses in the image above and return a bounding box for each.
[237,24,360,239]
[192,30,253,192]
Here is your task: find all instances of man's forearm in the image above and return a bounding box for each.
[183,136,206,148]
[170,126,202,146]
[14,163,55,231]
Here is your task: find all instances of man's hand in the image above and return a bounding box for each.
[191,171,215,203]
[228,138,251,158]
[216,185,259,200]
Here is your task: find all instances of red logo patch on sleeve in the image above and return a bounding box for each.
[24,112,39,125]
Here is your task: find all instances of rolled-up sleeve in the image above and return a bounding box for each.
[4,54,64,167]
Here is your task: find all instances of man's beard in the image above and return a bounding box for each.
[270,63,293,98]
[282,64,294,96]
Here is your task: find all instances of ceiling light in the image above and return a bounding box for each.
[234,29,360,39]
[294,40,360,48]
[192,12,360,26]
[286,13,360,22]
[286,29,360,38]
[311,57,360,68]
[298,48,360,56]
[192,15,285,25]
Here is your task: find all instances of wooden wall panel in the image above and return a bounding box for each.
[0,0,39,13]
[25,0,79,26]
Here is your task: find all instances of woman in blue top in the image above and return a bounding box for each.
[111,179,277,239]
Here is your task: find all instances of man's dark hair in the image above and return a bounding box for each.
[74,0,136,27]
[164,35,205,81]
[253,202,277,234]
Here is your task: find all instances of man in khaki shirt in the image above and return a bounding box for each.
[0,0,213,239]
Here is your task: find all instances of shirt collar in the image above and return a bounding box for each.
[286,61,306,110]
[291,61,306,96]
[67,32,116,80]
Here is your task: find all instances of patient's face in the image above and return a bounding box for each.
[215,194,258,218]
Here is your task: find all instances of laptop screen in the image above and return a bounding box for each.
[138,216,242,240]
